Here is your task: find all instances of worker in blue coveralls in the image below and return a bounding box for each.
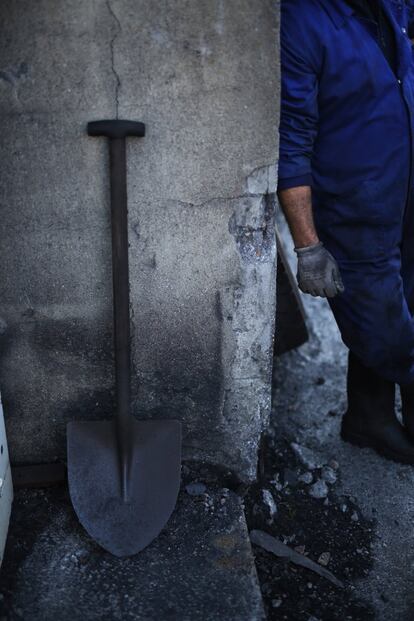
[277,0,414,463]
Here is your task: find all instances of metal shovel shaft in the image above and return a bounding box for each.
[109,137,132,502]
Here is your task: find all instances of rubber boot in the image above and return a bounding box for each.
[341,351,414,464]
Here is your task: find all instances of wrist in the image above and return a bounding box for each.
[294,240,323,255]
[293,233,320,250]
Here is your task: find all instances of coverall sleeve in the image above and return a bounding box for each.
[406,0,414,38]
[278,2,321,190]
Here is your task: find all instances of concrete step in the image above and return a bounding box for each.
[0,485,265,621]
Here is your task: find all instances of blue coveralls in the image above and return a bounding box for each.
[278,0,414,384]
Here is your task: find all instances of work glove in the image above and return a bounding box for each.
[294,241,344,298]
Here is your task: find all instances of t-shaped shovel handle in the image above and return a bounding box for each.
[88,119,145,139]
[87,119,145,501]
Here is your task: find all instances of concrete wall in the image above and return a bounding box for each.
[0,0,280,481]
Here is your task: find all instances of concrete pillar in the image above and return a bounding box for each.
[0,0,279,481]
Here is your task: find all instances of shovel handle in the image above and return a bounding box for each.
[88,120,145,501]
[109,138,131,428]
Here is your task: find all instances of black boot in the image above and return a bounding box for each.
[341,351,414,464]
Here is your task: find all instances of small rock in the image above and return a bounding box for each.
[294,545,306,555]
[272,599,282,608]
[298,472,313,484]
[329,459,340,470]
[283,468,299,487]
[262,489,278,520]
[284,534,296,544]
[309,479,329,499]
[270,474,283,492]
[351,511,359,522]
[321,466,337,485]
[291,443,325,470]
[318,551,331,566]
[341,503,348,513]
[185,482,207,496]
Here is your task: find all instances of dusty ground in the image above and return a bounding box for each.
[249,216,414,621]
[3,217,414,621]
[0,477,265,621]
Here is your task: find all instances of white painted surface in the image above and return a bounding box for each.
[0,394,12,566]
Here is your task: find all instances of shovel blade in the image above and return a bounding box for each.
[67,419,181,557]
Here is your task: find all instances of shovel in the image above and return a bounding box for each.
[67,119,182,557]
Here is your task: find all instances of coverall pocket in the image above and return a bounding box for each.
[313,179,392,263]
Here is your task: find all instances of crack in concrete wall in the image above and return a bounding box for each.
[106,0,122,117]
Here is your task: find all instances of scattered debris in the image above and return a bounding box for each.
[219,488,230,505]
[244,437,375,619]
[270,474,283,492]
[262,489,278,521]
[294,545,306,555]
[298,471,313,484]
[321,466,337,485]
[250,529,344,589]
[308,479,329,499]
[318,552,331,567]
[290,443,326,470]
[185,482,207,496]
[283,468,299,487]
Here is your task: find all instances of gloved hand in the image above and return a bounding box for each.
[294,241,344,298]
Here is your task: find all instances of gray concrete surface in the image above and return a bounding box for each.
[274,210,414,620]
[0,484,265,621]
[0,0,279,480]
